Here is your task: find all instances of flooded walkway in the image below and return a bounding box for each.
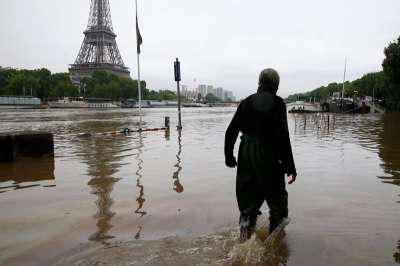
[0,108,399,265]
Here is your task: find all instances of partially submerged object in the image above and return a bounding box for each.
[0,131,54,162]
[287,100,323,113]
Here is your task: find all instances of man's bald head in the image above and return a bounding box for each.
[258,68,280,93]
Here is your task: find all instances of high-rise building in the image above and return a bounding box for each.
[181,85,188,95]
[207,85,214,95]
[198,84,207,97]
[224,90,234,101]
[216,87,224,100]
[197,83,235,101]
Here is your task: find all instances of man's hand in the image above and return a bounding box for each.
[225,157,237,168]
[287,173,297,184]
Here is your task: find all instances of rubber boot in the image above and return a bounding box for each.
[239,215,257,242]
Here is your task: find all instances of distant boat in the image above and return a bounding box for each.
[328,92,357,113]
[49,97,88,108]
[0,96,42,109]
[49,97,119,109]
[86,98,119,109]
[122,99,181,108]
[182,102,209,107]
[287,100,323,113]
[328,59,357,113]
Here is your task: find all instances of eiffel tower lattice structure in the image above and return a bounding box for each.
[69,0,130,85]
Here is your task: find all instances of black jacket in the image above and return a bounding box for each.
[224,91,296,175]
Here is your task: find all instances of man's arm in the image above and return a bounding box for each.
[224,103,242,168]
[278,102,297,182]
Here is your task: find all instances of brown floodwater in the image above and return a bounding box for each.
[0,108,399,265]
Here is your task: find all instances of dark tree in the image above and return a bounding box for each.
[383,36,400,85]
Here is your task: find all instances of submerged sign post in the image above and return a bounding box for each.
[174,58,182,129]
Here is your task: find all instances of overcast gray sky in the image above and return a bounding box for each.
[0,0,399,98]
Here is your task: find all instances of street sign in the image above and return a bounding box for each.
[174,58,182,129]
[174,58,181,82]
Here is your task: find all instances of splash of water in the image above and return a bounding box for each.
[215,216,290,266]
[55,215,290,266]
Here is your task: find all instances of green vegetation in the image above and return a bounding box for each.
[79,71,147,101]
[382,36,400,110]
[0,68,55,99]
[151,90,177,101]
[287,36,400,110]
[0,68,178,102]
[286,71,389,101]
[205,93,222,103]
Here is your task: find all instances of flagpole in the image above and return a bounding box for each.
[135,0,142,129]
[342,58,347,99]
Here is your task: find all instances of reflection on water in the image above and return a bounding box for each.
[1,109,400,265]
[378,112,400,187]
[133,133,146,240]
[291,112,400,265]
[88,176,119,242]
[73,123,131,243]
[0,156,55,193]
[395,240,400,264]
[291,113,400,190]
[84,134,121,243]
[134,133,146,217]
[134,226,143,240]
[55,215,291,265]
[292,113,336,136]
[164,127,170,141]
[172,129,184,194]
[378,113,400,265]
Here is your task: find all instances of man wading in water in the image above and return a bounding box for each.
[224,68,297,241]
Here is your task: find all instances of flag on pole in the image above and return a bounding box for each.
[136,13,143,54]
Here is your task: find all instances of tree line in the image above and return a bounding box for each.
[0,68,179,102]
[286,36,400,110]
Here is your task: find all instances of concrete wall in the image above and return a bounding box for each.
[0,132,54,162]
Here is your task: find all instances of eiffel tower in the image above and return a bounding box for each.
[69,0,130,85]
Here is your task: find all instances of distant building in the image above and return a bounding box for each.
[0,66,12,71]
[181,85,188,95]
[216,87,224,100]
[206,85,215,96]
[224,90,234,101]
[181,85,198,101]
[196,82,236,101]
[198,84,207,97]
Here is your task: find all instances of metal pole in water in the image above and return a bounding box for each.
[135,0,143,130]
[165,116,170,129]
[137,52,142,129]
[341,58,347,111]
[372,87,375,113]
[327,115,330,131]
[174,58,182,129]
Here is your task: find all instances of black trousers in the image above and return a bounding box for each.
[236,135,288,233]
